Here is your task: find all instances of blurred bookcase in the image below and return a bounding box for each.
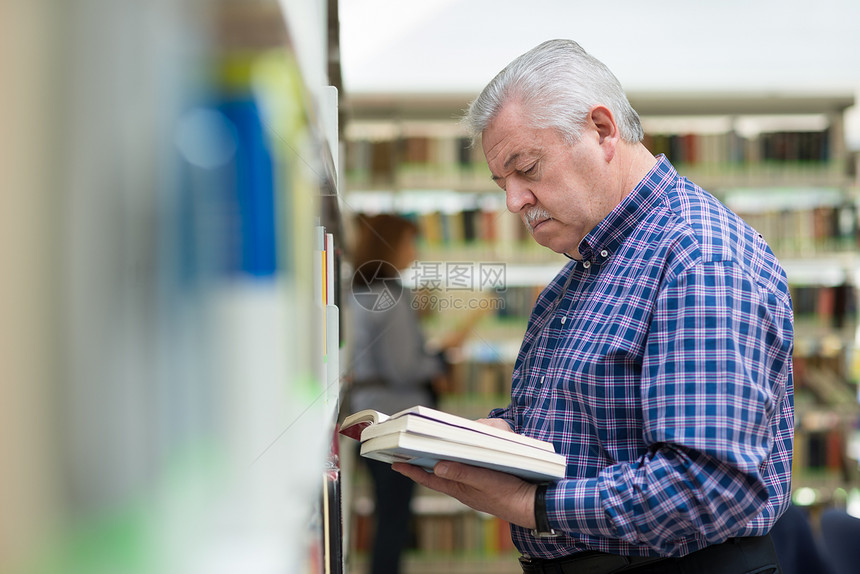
[2,1,347,574]
[338,89,860,566]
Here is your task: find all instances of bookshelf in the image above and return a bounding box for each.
[2,2,346,574]
[339,89,860,564]
[344,91,854,189]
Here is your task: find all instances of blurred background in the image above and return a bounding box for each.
[338,3,860,573]
[2,1,860,573]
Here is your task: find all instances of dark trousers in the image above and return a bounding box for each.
[520,534,782,574]
[366,458,415,574]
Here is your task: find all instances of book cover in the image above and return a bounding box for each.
[360,431,565,482]
[340,405,565,482]
[361,412,559,462]
[341,405,553,452]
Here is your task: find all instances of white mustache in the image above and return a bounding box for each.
[523,207,552,232]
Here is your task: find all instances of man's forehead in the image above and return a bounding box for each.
[486,138,540,170]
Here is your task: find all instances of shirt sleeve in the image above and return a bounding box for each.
[487,404,516,430]
[546,260,793,555]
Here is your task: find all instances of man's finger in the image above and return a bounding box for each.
[432,461,484,484]
[396,460,513,492]
[393,462,475,503]
[476,418,513,432]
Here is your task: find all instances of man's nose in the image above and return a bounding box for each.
[505,178,536,213]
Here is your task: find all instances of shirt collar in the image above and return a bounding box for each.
[577,154,677,262]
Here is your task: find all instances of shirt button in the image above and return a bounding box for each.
[582,261,591,269]
[560,316,567,325]
[600,249,609,258]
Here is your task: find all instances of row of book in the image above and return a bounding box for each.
[345,136,481,182]
[345,196,860,261]
[725,190,860,257]
[793,427,850,489]
[791,284,857,330]
[413,512,518,556]
[644,129,831,166]
[449,360,516,399]
[792,354,859,497]
[350,509,517,557]
[345,129,835,185]
[411,208,524,246]
[794,353,857,405]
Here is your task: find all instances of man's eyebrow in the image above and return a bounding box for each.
[503,152,521,170]
[490,152,522,182]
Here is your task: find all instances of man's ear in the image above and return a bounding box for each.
[589,105,619,161]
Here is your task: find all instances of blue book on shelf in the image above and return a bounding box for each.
[219,97,277,278]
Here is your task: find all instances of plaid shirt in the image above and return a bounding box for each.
[490,155,794,559]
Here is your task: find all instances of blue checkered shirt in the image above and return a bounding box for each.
[490,155,794,558]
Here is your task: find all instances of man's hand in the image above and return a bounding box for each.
[475,418,513,432]
[392,461,537,530]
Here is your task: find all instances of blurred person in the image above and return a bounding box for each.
[347,213,475,574]
[394,39,794,574]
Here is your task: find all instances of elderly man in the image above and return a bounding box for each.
[394,39,793,574]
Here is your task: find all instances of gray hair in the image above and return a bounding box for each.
[464,39,644,145]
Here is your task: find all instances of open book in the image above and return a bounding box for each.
[340,405,566,482]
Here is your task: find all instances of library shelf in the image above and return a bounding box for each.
[7,2,348,574]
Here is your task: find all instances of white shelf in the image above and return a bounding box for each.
[782,258,852,287]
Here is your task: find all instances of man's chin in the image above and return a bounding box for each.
[532,235,575,256]
[528,223,578,255]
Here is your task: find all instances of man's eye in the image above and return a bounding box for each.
[524,163,538,175]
